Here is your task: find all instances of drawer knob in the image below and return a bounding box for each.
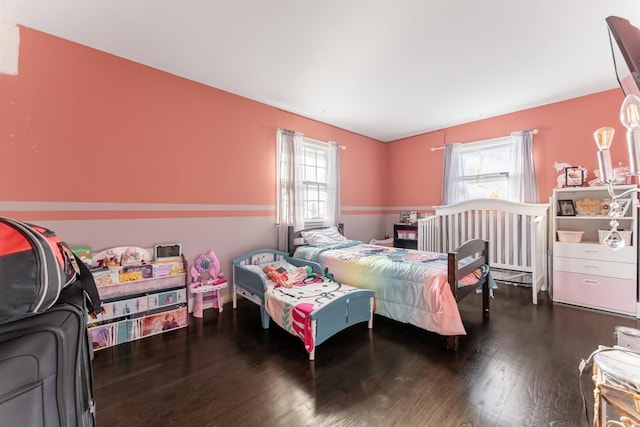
[583,279,600,286]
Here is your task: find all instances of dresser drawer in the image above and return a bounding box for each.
[553,256,637,280]
[553,271,637,315]
[553,242,636,263]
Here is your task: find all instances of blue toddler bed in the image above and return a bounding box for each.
[232,249,375,360]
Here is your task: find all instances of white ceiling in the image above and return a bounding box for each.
[3,0,640,142]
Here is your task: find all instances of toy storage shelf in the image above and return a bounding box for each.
[96,274,186,300]
[87,252,189,350]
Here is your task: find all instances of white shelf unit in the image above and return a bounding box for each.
[551,185,638,317]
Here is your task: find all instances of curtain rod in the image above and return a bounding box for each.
[278,129,346,150]
[305,136,347,150]
[430,129,538,152]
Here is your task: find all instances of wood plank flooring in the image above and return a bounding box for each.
[92,284,640,426]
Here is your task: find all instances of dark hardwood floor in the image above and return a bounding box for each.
[92,284,640,426]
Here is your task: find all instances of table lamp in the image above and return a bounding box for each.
[596,94,640,250]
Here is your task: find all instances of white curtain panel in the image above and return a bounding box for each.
[442,142,462,204]
[323,141,341,227]
[510,129,539,203]
[276,129,305,252]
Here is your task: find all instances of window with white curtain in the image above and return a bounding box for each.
[275,129,340,251]
[443,130,539,204]
[299,140,329,223]
[457,136,513,200]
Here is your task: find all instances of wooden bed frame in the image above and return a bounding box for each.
[231,249,375,360]
[288,225,490,351]
[418,199,549,304]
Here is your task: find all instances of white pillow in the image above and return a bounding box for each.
[300,226,349,247]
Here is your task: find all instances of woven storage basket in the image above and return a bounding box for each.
[598,229,632,245]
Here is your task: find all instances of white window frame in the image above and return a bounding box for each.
[455,136,515,201]
[276,136,332,227]
[299,138,330,225]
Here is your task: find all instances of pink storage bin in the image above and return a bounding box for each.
[556,230,584,243]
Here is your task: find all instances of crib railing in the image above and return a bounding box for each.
[418,199,549,304]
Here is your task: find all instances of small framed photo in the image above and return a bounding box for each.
[399,211,418,224]
[154,243,182,261]
[614,198,632,217]
[558,199,576,216]
[565,167,585,187]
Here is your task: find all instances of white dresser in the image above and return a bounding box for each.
[552,186,638,317]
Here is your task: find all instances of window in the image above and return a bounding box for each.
[276,129,340,246]
[457,136,513,200]
[443,130,538,204]
[276,129,340,251]
[299,140,329,223]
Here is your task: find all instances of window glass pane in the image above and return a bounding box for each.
[304,164,316,182]
[303,180,323,220]
[316,201,326,218]
[317,153,327,169]
[457,137,515,201]
[317,165,327,184]
[465,177,509,199]
[297,139,331,221]
[305,148,326,185]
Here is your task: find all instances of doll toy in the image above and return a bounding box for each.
[263,264,314,288]
[263,264,291,288]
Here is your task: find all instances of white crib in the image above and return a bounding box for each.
[418,199,549,304]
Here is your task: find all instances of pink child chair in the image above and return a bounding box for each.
[189,250,228,318]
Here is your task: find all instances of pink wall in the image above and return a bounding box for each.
[1,26,633,224]
[0,27,387,221]
[386,90,630,207]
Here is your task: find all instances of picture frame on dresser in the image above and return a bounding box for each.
[564,167,585,187]
[557,199,576,216]
[615,198,632,217]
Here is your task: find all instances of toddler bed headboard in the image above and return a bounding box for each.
[418,199,549,304]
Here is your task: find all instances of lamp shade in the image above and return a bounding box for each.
[594,127,615,182]
[621,94,640,129]
[594,127,615,150]
[619,94,640,175]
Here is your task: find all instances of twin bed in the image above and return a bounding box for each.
[232,225,492,358]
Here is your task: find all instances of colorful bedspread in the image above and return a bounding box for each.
[264,276,366,354]
[294,241,492,336]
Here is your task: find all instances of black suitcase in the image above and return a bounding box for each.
[0,280,96,426]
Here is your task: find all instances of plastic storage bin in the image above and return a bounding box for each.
[556,230,584,243]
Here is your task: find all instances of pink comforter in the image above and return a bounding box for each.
[294,242,491,336]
